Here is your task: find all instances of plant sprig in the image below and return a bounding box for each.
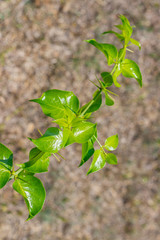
[0,15,142,220]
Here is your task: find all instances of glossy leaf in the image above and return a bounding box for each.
[105,153,117,165]
[104,91,114,106]
[130,38,141,50]
[87,149,106,174]
[72,121,96,144]
[86,39,118,65]
[104,134,119,151]
[79,90,102,114]
[79,131,96,167]
[0,143,13,189]
[30,89,79,120]
[13,172,46,220]
[29,127,64,153]
[79,141,94,167]
[121,59,142,87]
[101,72,113,87]
[18,148,51,173]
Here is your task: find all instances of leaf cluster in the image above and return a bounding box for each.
[0,15,142,220]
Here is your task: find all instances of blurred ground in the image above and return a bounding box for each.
[0,0,160,239]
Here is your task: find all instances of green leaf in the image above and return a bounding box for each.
[18,148,51,173]
[79,141,94,167]
[79,131,96,167]
[112,63,122,87]
[0,143,13,189]
[87,149,106,174]
[105,153,117,165]
[29,127,64,153]
[104,91,114,106]
[119,15,133,44]
[86,39,118,65]
[115,24,124,30]
[121,59,142,87]
[79,90,102,114]
[72,121,96,144]
[30,89,79,120]
[13,172,46,220]
[130,38,141,50]
[104,134,119,151]
[102,30,125,42]
[101,72,113,87]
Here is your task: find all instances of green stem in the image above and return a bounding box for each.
[94,135,107,155]
[9,168,24,181]
[93,135,103,148]
[110,64,117,75]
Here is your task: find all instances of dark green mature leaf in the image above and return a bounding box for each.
[30,89,79,120]
[0,143,13,189]
[79,131,97,167]
[105,153,117,165]
[79,141,94,167]
[87,149,106,174]
[101,72,113,87]
[79,90,102,114]
[29,127,65,153]
[86,39,118,65]
[104,91,114,106]
[121,59,142,87]
[13,172,46,220]
[130,38,141,50]
[18,148,51,173]
[104,134,119,151]
[72,121,96,144]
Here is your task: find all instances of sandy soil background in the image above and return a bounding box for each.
[0,0,160,239]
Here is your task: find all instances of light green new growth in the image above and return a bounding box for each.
[0,15,142,220]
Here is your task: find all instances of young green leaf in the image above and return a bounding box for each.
[104,91,114,106]
[0,143,13,189]
[130,38,141,50]
[86,39,118,65]
[87,149,106,174]
[13,172,46,220]
[101,72,113,87]
[72,121,96,144]
[30,89,79,120]
[105,153,118,165]
[29,127,64,153]
[121,59,142,87]
[52,118,68,128]
[119,15,133,44]
[18,148,51,173]
[104,134,119,151]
